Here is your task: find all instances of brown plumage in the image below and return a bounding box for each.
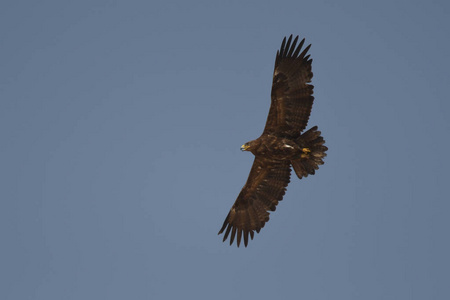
[218,35,328,247]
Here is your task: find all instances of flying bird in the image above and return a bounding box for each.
[218,35,328,247]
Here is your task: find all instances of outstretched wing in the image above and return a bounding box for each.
[263,35,314,138]
[218,157,291,247]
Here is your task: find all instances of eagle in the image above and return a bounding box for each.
[218,35,328,247]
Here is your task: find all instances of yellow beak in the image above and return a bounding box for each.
[240,144,250,151]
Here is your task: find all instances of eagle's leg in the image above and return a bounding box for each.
[300,147,311,158]
[291,126,328,179]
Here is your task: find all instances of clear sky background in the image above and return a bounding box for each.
[1,0,449,299]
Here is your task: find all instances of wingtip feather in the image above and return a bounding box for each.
[287,36,299,57]
[284,35,293,57]
[280,37,287,56]
[300,44,311,59]
[229,227,237,245]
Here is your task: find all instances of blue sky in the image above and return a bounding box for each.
[1,0,449,299]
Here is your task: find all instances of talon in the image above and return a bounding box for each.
[301,148,311,158]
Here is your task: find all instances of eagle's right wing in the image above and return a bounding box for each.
[218,157,291,247]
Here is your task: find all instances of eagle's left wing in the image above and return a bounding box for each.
[218,157,291,247]
[263,35,314,138]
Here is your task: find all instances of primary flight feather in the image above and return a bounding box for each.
[218,35,328,247]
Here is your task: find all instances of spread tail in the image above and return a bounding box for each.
[291,126,328,179]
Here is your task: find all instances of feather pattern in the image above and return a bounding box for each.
[218,157,291,247]
[264,35,314,138]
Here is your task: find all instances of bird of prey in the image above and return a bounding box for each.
[218,35,328,247]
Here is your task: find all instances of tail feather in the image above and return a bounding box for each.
[291,126,328,179]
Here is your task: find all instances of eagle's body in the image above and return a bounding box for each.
[218,35,328,247]
[243,135,307,160]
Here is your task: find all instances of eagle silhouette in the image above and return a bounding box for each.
[218,35,328,247]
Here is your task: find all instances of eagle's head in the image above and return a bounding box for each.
[240,139,260,153]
